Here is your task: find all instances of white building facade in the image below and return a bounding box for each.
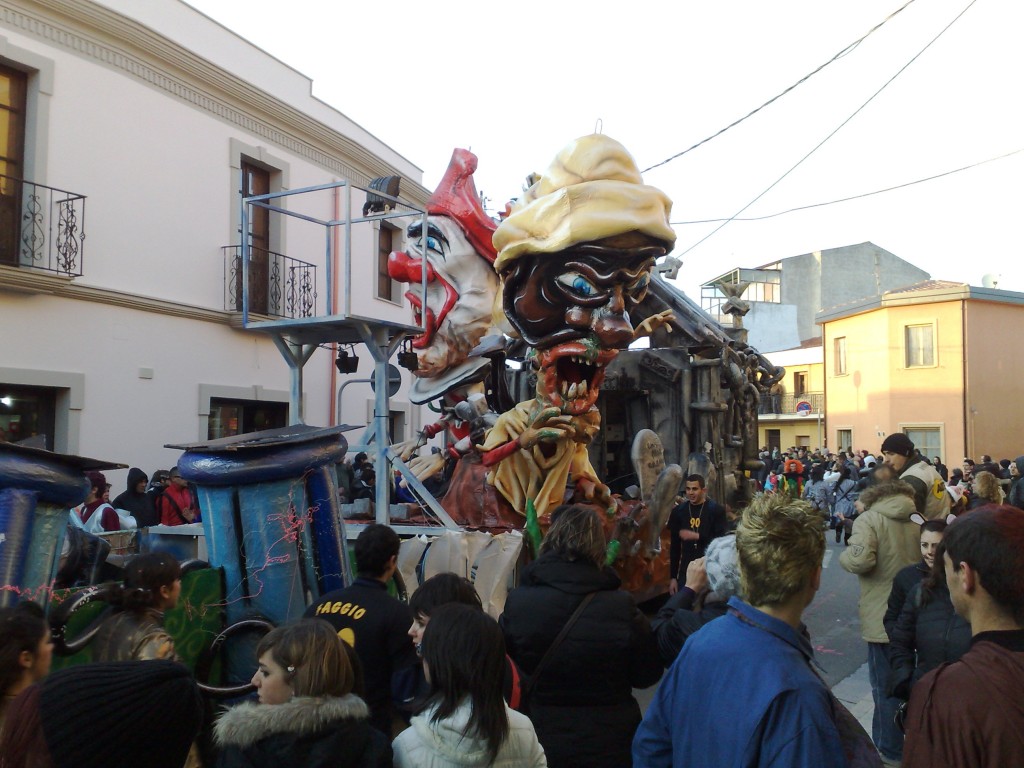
[0,0,431,489]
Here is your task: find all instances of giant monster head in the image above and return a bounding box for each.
[388,150,499,403]
[492,135,676,416]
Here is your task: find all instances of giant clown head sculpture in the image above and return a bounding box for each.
[492,135,676,414]
[388,150,499,404]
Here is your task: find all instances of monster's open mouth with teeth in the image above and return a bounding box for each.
[537,343,617,415]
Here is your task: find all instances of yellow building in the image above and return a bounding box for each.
[818,280,1024,463]
[757,341,826,452]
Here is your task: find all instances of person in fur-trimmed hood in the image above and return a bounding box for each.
[214,620,390,768]
[840,478,922,765]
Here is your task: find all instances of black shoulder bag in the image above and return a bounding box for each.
[519,591,596,715]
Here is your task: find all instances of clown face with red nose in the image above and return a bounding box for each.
[480,135,677,521]
[387,149,500,404]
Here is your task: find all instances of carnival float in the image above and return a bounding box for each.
[0,134,782,690]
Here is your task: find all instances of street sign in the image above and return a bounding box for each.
[369,363,402,397]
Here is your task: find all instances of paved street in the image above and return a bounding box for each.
[804,536,867,687]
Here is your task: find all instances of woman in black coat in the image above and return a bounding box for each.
[214,620,390,768]
[500,505,662,768]
[888,535,971,702]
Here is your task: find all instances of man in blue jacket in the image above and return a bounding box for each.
[634,493,864,767]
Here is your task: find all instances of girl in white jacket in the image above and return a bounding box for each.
[393,603,546,768]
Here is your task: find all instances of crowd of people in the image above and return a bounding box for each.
[69,466,199,533]
[2,436,1023,767]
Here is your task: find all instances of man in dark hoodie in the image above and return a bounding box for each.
[903,505,1024,767]
[112,468,159,527]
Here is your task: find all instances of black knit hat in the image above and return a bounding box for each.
[38,660,202,768]
[880,432,915,458]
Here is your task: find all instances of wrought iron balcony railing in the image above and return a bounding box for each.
[759,392,824,415]
[223,245,318,319]
[0,174,86,276]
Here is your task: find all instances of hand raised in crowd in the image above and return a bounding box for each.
[684,557,708,593]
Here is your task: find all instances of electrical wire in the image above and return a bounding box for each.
[670,147,1023,225]
[676,0,980,259]
[642,0,918,173]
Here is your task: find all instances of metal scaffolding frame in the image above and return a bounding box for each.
[238,178,460,535]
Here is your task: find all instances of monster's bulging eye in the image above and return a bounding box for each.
[628,274,650,298]
[557,272,598,297]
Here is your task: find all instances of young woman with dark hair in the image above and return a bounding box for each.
[0,602,52,735]
[888,523,971,703]
[92,551,182,661]
[214,619,389,768]
[393,604,545,767]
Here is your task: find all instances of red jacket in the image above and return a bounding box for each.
[157,484,195,526]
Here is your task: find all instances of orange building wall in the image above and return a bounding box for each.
[824,301,965,458]
[964,301,1024,460]
[824,311,891,452]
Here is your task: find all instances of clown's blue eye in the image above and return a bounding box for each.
[416,236,443,255]
[558,272,597,297]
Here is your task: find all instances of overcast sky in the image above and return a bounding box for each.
[185,0,1022,300]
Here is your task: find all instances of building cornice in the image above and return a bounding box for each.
[0,264,236,324]
[817,285,1024,325]
[0,0,430,203]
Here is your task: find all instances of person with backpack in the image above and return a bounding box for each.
[829,464,859,544]
[802,463,830,524]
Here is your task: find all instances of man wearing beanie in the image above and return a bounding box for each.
[0,660,202,768]
[881,432,949,520]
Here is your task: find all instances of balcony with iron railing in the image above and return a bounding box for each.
[222,245,318,319]
[759,392,824,416]
[0,174,86,276]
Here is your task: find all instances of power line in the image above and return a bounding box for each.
[642,0,918,174]
[670,147,1023,225]
[676,0,980,259]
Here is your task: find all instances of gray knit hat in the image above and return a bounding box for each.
[705,534,741,599]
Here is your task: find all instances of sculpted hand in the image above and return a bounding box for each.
[405,452,446,482]
[518,407,574,450]
[633,310,676,339]
[577,478,612,507]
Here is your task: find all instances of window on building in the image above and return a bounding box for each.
[377,224,399,302]
[793,372,807,397]
[834,337,847,376]
[208,398,287,440]
[903,428,940,461]
[905,324,935,367]
[388,409,406,443]
[837,429,852,453]
[240,161,271,315]
[0,64,28,266]
[0,384,56,449]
